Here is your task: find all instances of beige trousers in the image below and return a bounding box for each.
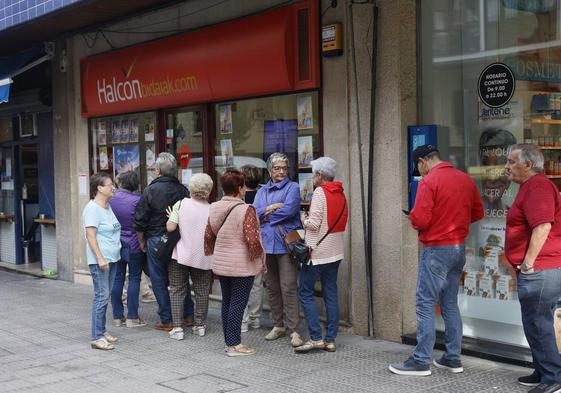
[264,253,300,332]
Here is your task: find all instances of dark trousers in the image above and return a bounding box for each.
[518,268,561,384]
[219,276,254,347]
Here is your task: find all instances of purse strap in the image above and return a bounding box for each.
[214,202,244,235]
[314,198,347,248]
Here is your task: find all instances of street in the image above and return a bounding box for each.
[0,269,531,393]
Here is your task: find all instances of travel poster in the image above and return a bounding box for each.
[298,136,313,168]
[220,139,234,167]
[129,119,139,142]
[120,120,130,143]
[111,120,120,144]
[99,146,109,170]
[297,95,313,130]
[146,143,156,168]
[299,172,313,203]
[113,145,140,177]
[97,121,107,145]
[263,119,297,180]
[145,117,155,142]
[219,104,233,134]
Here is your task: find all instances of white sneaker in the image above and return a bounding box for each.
[169,327,184,340]
[192,325,206,337]
[241,322,249,333]
[249,319,261,329]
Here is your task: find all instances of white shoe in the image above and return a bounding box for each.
[103,332,118,343]
[169,327,184,340]
[290,332,303,347]
[192,325,206,337]
[265,326,286,341]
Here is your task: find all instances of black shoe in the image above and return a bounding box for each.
[518,372,541,387]
[528,383,561,393]
[433,356,464,373]
[388,357,431,376]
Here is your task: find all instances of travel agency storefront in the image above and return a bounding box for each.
[80,0,321,199]
[419,0,561,361]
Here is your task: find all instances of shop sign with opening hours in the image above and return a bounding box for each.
[478,63,515,108]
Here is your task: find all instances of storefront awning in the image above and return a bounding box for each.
[0,44,53,104]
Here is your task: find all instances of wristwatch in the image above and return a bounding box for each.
[520,262,534,272]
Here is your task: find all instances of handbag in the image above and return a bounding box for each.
[279,199,347,266]
[152,200,183,261]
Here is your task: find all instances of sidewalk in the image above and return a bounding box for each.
[0,269,531,393]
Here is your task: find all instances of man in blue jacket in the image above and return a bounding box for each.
[253,152,303,347]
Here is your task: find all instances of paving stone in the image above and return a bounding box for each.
[0,270,535,393]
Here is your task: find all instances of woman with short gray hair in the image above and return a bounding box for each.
[166,173,215,339]
[254,152,304,347]
[295,157,348,354]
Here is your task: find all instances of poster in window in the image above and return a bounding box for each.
[113,145,140,177]
[264,120,298,180]
[297,96,314,130]
[129,119,139,142]
[111,120,120,144]
[219,104,233,134]
[145,118,155,142]
[298,136,313,168]
[299,173,313,203]
[98,121,107,145]
[99,146,109,170]
[146,143,156,168]
[220,139,234,167]
[120,120,130,143]
[147,169,156,185]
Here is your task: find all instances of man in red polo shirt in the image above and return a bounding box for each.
[505,144,561,393]
[389,145,484,376]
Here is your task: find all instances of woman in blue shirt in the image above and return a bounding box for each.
[253,153,303,347]
[82,172,121,350]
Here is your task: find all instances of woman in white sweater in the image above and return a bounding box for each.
[295,157,348,354]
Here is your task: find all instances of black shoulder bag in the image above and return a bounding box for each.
[279,199,347,266]
[152,200,183,261]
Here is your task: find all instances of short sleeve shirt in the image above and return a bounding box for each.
[505,174,561,270]
[168,200,182,224]
[82,200,122,265]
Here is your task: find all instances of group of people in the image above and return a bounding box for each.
[83,142,561,392]
[82,151,348,358]
[389,144,561,393]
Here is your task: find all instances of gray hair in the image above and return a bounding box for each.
[189,173,213,199]
[311,157,336,181]
[267,152,289,170]
[155,152,177,177]
[507,144,544,173]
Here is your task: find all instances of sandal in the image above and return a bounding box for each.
[225,344,256,357]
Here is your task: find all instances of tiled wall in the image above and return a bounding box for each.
[0,221,16,264]
[0,0,82,31]
[40,225,57,271]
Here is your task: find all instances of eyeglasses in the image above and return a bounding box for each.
[100,182,114,188]
[271,166,288,172]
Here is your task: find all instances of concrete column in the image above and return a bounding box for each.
[370,0,418,341]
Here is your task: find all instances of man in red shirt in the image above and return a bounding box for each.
[389,145,483,376]
[505,144,561,393]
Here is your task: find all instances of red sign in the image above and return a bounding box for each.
[178,145,191,168]
[81,0,319,117]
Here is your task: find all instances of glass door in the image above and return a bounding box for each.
[164,107,206,187]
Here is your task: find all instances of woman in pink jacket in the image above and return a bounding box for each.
[205,170,265,356]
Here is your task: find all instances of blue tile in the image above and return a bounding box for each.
[45,1,52,12]
[28,6,34,16]
[12,13,18,23]
[36,3,43,15]
[0,20,5,30]
[19,11,27,21]
[53,0,60,8]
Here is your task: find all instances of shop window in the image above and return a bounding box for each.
[90,111,157,190]
[0,147,15,216]
[420,0,561,348]
[213,92,320,200]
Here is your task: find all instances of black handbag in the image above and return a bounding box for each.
[279,199,347,266]
[152,200,183,261]
[152,228,180,261]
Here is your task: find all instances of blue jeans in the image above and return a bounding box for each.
[518,268,561,384]
[298,261,341,342]
[413,245,465,365]
[146,236,194,323]
[111,250,145,319]
[89,263,117,341]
